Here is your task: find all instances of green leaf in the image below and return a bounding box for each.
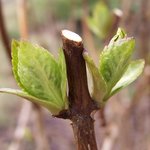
[87,1,112,39]
[109,59,145,97]
[58,49,68,108]
[99,36,135,95]
[110,28,126,43]
[0,88,62,115]
[12,40,24,89]
[83,52,106,106]
[11,40,68,114]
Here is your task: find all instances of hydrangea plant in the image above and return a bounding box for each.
[0,28,144,150]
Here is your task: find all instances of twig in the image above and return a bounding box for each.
[61,30,98,150]
[0,0,11,59]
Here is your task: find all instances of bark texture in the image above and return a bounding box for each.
[72,115,97,150]
[60,30,98,150]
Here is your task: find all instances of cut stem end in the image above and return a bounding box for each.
[61,30,82,42]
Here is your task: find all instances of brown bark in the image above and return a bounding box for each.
[61,32,94,113]
[61,30,98,150]
[72,115,97,150]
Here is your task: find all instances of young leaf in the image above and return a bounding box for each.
[110,28,126,43]
[0,88,62,115]
[99,35,135,94]
[87,1,112,39]
[58,49,68,108]
[109,59,145,98]
[12,40,25,89]
[83,52,106,106]
[11,40,68,114]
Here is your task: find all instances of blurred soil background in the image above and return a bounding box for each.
[0,0,150,150]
